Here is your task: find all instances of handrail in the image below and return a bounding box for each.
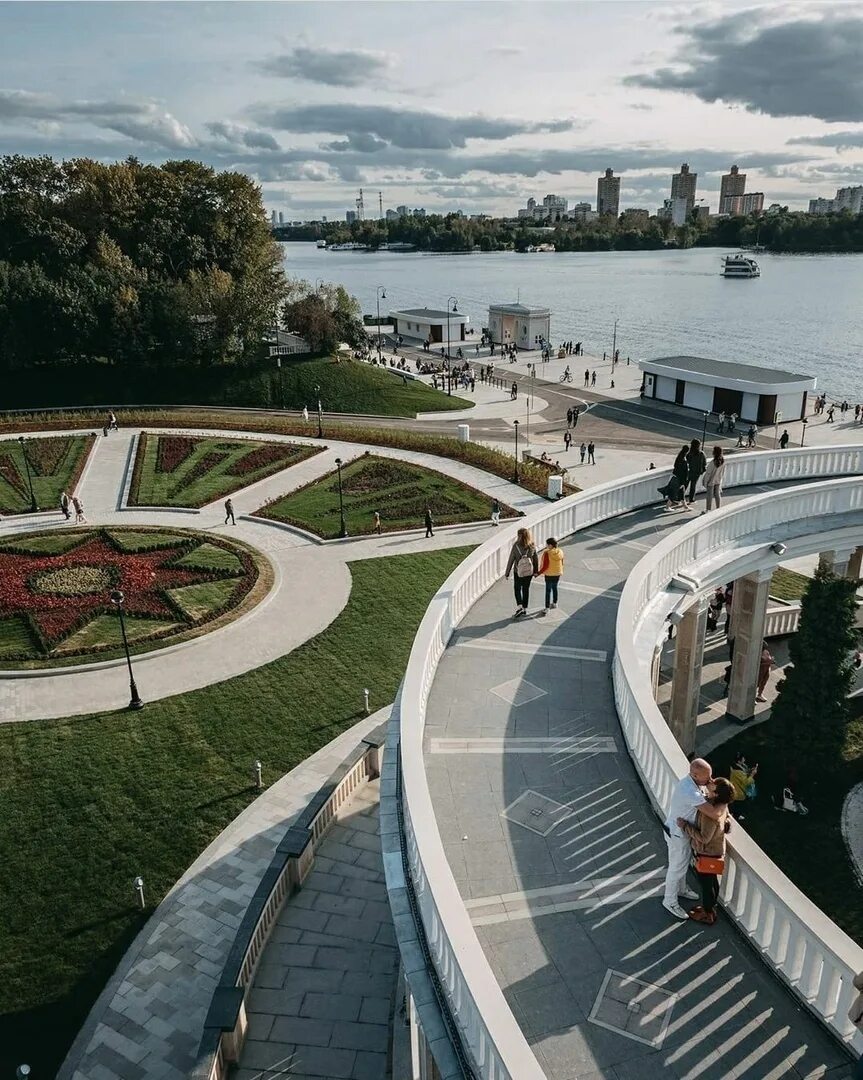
[614,476,863,1050]
[396,444,863,1077]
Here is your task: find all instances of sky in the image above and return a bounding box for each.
[1,1,862,220]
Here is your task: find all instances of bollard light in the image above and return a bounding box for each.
[363,688,370,715]
[16,1066,31,1080]
[254,759,263,789]
[134,875,145,910]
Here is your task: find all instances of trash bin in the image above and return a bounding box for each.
[547,474,564,500]
[457,424,470,443]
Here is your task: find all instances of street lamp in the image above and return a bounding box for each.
[701,411,709,447]
[513,419,520,483]
[375,285,386,359]
[801,417,808,447]
[334,456,348,538]
[17,435,37,513]
[611,318,619,365]
[446,297,458,396]
[110,589,144,710]
[313,383,323,438]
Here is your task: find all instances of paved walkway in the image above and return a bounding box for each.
[423,483,854,1080]
[235,779,396,1080]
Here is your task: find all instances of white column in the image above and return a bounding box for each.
[818,547,856,578]
[726,568,772,725]
[650,643,663,701]
[668,597,709,755]
[845,546,863,582]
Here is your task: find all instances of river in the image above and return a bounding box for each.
[281,243,863,401]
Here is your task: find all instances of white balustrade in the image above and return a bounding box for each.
[397,446,863,1076]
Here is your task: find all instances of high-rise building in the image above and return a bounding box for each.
[396,205,409,217]
[719,165,746,214]
[671,163,697,215]
[596,168,620,217]
[621,208,650,225]
[385,208,399,221]
[346,209,358,224]
[835,185,863,213]
[278,211,284,225]
[808,197,834,215]
[670,196,689,226]
[270,210,278,227]
[724,192,764,215]
[542,193,567,219]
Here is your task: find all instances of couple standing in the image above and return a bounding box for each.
[504,527,564,617]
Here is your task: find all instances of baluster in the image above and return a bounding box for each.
[797,938,823,1000]
[814,961,841,1018]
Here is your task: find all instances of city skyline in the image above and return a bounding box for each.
[1,2,862,218]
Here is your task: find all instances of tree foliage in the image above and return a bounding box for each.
[771,566,861,767]
[281,279,364,353]
[0,155,286,371]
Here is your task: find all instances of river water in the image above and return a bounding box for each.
[281,243,863,400]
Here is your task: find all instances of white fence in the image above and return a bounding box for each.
[396,445,863,1077]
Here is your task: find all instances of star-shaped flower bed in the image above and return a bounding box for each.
[0,527,262,664]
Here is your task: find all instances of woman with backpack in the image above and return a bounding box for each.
[505,526,539,618]
[539,537,565,612]
[658,445,689,510]
[702,446,726,512]
[685,438,707,506]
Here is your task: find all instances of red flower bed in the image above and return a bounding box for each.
[227,443,298,477]
[0,453,27,497]
[156,435,199,474]
[27,437,72,477]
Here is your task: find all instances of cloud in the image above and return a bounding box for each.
[787,129,863,150]
[206,120,280,151]
[260,46,394,87]
[0,89,196,149]
[625,13,863,122]
[247,102,575,150]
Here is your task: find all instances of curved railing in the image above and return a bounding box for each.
[614,475,863,1050]
[396,444,863,1078]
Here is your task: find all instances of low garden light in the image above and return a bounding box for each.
[253,759,263,789]
[334,457,348,538]
[111,589,144,710]
[363,687,370,715]
[134,875,145,909]
[17,435,38,513]
[314,383,323,438]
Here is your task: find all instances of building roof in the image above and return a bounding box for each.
[488,303,551,315]
[390,307,467,321]
[643,355,814,385]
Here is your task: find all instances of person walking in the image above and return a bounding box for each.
[579,441,586,464]
[756,641,773,702]
[827,404,835,423]
[59,491,71,520]
[659,445,690,510]
[108,410,118,431]
[591,370,596,387]
[539,536,564,611]
[373,510,382,535]
[663,758,724,919]
[584,368,590,387]
[685,438,707,506]
[424,505,434,538]
[302,405,309,422]
[505,527,538,618]
[702,445,726,512]
[729,412,738,432]
[677,776,735,925]
[224,498,236,525]
[490,498,501,526]
[563,430,572,453]
[717,411,726,434]
[779,429,789,449]
[72,496,86,524]
[587,441,596,464]
[511,381,518,400]
[566,407,573,428]
[572,406,580,429]
[746,424,757,447]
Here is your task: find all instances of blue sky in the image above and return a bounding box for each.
[1,1,862,219]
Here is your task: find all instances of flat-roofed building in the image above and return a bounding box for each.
[389,307,469,346]
[597,168,620,217]
[487,302,551,351]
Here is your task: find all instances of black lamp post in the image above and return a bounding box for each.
[17,435,37,513]
[701,411,709,447]
[335,456,348,538]
[313,383,323,438]
[801,417,808,447]
[376,285,386,359]
[446,296,458,395]
[110,589,144,710]
[513,419,520,483]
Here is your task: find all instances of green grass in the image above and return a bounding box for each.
[0,617,36,658]
[0,435,95,515]
[168,579,239,620]
[107,530,190,552]
[770,567,811,602]
[173,542,244,573]
[55,615,181,653]
[713,709,863,948]
[129,433,322,508]
[259,453,518,538]
[1,532,96,556]
[0,545,472,1075]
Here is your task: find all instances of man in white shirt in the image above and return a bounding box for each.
[663,758,724,920]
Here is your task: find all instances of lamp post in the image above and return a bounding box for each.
[314,277,325,293]
[801,417,808,447]
[513,419,520,483]
[276,355,284,409]
[375,285,386,359]
[110,589,144,710]
[701,411,709,447]
[313,383,323,438]
[17,435,37,513]
[334,456,348,538]
[446,297,458,396]
[611,318,619,365]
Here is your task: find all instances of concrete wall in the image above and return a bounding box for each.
[775,391,805,421]
[682,380,713,411]
[655,374,677,403]
[741,392,760,421]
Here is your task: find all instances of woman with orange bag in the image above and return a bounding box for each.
[676,777,735,925]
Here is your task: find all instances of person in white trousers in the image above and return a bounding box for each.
[663,758,724,920]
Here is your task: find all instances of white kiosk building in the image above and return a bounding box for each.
[487,303,551,351]
[389,307,469,347]
[639,355,816,424]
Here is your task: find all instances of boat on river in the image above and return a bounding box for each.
[722,253,760,278]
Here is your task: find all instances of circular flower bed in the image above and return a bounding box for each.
[0,527,267,666]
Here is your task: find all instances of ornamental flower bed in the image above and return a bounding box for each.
[27,437,73,477]
[156,435,199,474]
[167,451,227,499]
[0,453,27,497]
[227,443,303,477]
[0,528,260,662]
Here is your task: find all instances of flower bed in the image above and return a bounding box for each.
[27,436,73,477]
[156,435,199,474]
[0,453,27,498]
[167,451,228,501]
[0,434,95,516]
[227,443,301,476]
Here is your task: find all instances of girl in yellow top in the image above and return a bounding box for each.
[539,537,565,611]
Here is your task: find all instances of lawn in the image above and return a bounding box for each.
[258,453,519,538]
[0,527,265,667]
[0,545,472,1076]
[0,435,94,515]
[770,567,811,602]
[712,706,863,949]
[128,433,322,507]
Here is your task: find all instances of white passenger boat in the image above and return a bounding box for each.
[721,253,760,278]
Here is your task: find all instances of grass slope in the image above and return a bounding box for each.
[0,435,94,515]
[770,567,811,602]
[0,546,472,1076]
[259,453,518,538]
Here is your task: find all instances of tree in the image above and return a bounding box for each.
[771,566,860,767]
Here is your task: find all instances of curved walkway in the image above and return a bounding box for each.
[423,482,854,1080]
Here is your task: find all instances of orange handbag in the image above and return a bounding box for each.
[695,854,725,875]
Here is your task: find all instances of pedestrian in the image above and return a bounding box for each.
[302,405,309,422]
[584,368,590,387]
[72,496,86,524]
[224,498,236,525]
[579,441,586,464]
[539,536,564,611]
[717,411,726,434]
[59,491,71,520]
[424,505,434,538]
[591,370,596,387]
[572,406,580,428]
[490,498,500,526]
[827,404,835,423]
[505,526,538,618]
[108,410,118,431]
[563,431,572,452]
[511,381,518,400]
[587,441,596,464]
[685,438,707,506]
[659,445,690,510]
[702,445,726,512]
[373,510,382,535]
[746,424,757,447]
[677,776,735,925]
[779,429,789,449]
[566,407,573,428]
[662,757,724,920]
[756,640,773,702]
[729,412,737,432]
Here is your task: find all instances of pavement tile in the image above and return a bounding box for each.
[328,1020,390,1053]
[269,1015,334,1048]
[300,993,362,1022]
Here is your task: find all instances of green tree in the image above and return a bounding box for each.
[771,566,861,767]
